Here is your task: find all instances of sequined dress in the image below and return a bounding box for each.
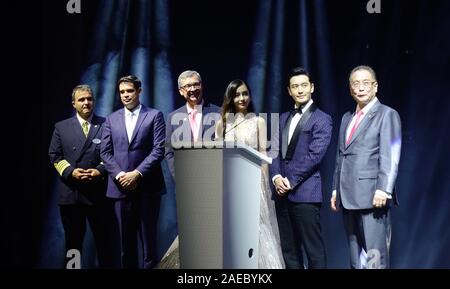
[224,115,285,269]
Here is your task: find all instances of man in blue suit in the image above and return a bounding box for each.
[101,75,166,269]
[49,84,115,268]
[270,67,332,268]
[165,70,221,179]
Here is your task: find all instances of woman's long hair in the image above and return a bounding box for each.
[220,79,255,138]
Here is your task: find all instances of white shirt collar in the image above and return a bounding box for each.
[357,97,378,115]
[76,113,93,126]
[186,100,204,114]
[125,104,142,116]
[295,99,314,114]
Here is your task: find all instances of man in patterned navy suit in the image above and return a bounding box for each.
[270,67,332,268]
[49,85,116,268]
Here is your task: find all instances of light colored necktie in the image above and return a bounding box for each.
[189,110,199,141]
[82,121,89,137]
[127,112,134,141]
[346,110,364,144]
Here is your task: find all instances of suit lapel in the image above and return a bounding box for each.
[281,113,291,159]
[201,104,212,136]
[129,106,149,145]
[86,116,102,142]
[71,117,87,160]
[201,103,219,138]
[114,109,128,144]
[172,106,189,141]
[285,103,317,160]
[341,112,352,151]
[345,102,380,148]
[77,115,102,161]
[71,117,86,144]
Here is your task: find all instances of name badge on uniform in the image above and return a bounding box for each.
[92,138,101,144]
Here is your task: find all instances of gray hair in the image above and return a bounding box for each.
[71,84,93,101]
[349,65,377,82]
[177,70,202,89]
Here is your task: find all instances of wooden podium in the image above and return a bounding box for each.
[173,141,271,269]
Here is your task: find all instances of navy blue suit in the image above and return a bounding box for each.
[270,103,332,268]
[48,115,116,268]
[101,105,166,269]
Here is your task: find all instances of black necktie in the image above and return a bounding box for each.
[291,105,304,116]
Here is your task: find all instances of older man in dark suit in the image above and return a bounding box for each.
[270,67,332,269]
[165,70,221,179]
[101,75,166,269]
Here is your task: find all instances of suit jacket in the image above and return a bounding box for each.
[270,104,333,203]
[332,100,402,210]
[49,115,107,205]
[100,105,166,199]
[165,101,221,178]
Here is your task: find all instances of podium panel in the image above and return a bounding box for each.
[174,143,270,269]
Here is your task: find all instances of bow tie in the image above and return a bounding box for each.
[291,106,304,116]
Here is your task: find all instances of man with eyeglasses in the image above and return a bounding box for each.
[165,70,221,179]
[331,65,402,269]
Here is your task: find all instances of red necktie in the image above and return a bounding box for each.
[189,110,199,141]
[346,110,364,144]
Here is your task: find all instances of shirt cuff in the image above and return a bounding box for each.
[375,189,392,199]
[332,190,336,198]
[115,171,125,180]
[272,174,282,185]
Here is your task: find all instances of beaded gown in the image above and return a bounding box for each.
[223,114,285,269]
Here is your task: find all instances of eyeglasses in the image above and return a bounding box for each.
[181,82,201,90]
[351,81,375,89]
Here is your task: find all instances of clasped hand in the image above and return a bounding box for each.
[274,177,291,196]
[72,168,101,181]
[118,170,141,190]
